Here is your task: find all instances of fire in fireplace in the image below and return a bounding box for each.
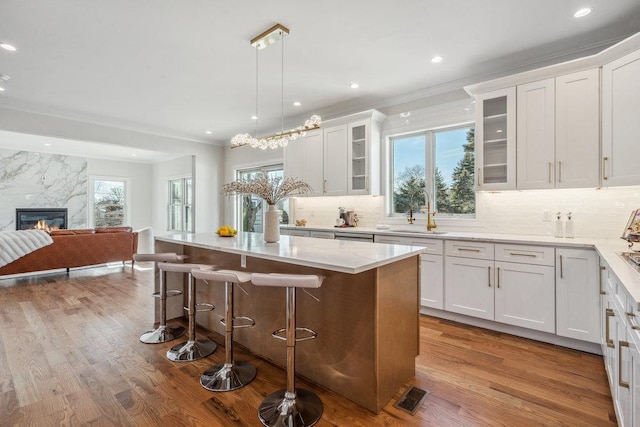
[15,208,68,231]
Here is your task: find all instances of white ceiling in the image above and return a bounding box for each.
[1,0,640,155]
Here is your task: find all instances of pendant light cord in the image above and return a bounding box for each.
[281,29,284,134]
[255,46,259,138]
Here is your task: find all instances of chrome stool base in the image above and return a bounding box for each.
[258,389,323,427]
[200,361,257,392]
[139,324,185,344]
[166,339,217,362]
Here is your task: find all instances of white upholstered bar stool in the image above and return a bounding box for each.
[134,252,188,344]
[191,269,257,392]
[251,273,325,427]
[160,262,218,362]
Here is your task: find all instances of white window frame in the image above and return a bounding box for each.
[234,164,288,233]
[167,175,193,232]
[89,175,131,228]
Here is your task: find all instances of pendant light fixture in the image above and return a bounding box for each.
[231,24,321,149]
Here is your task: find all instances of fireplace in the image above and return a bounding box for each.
[15,208,68,230]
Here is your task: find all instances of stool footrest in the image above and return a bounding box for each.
[183,303,215,313]
[272,327,317,342]
[220,316,255,329]
[152,290,182,298]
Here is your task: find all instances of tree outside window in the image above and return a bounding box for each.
[392,126,475,218]
[93,179,128,227]
[236,166,289,233]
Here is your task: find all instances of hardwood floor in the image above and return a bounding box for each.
[0,265,616,426]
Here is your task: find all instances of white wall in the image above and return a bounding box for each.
[87,157,153,230]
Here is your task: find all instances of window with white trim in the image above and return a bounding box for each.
[236,165,290,232]
[91,177,129,227]
[168,177,193,232]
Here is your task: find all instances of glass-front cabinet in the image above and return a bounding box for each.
[475,87,516,190]
[348,120,369,194]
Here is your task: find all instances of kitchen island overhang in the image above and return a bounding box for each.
[154,232,424,413]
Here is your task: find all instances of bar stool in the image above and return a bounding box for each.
[192,269,257,392]
[160,262,218,362]
[251,273,325,427]
[134,252,188,344]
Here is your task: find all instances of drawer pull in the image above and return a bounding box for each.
[626,312,640,330]
[488,266,491,287]
[558,161,562,183]
[599,265,606,295]
[548,162,552,184]
[497,267,500,288]
[559,255,563,279]
[619,340,630,389]
[509,252,537,258]
[606,308,615,348]
[458,248,481,253]
[602,157,608,181]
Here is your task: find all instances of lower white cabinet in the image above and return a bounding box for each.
[445,256,494,320]
[632,341,640,427]
[494,261,555,333]
[556,248,600,343]
[280,228,310,237]
[421,254,443,309]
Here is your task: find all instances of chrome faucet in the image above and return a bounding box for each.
[420,191,437,231]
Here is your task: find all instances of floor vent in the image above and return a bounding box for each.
[393,386,429,415]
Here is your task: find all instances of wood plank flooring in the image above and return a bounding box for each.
[0,265,616,426]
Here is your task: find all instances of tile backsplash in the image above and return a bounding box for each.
[291,186,640,239]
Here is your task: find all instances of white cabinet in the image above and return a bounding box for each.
[516,69,600,190]
[283,129,324,195]
[602,48,640,186]
[445,255,494,320]
[631,340,640,427]
[475,88,516,190]
[616,316,632,427]
[280,228,310,237]
[556,248,600,343]
[323,124,349,196]
[309,230,334,239]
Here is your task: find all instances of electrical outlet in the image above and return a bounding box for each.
[543,210,551,222]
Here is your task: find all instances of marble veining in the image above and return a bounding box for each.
[0,149,88,230]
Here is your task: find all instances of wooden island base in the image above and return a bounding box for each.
[156,241,419,413]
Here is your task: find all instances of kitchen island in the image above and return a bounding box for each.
[155,232,424,413]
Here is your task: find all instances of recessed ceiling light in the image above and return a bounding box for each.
[400,112,411,118]
[205,130,212,135]
[131,153,137,157]
[0,87,4,92]
[251,115,258,120]
[44,143,51,146]
[574,7,592,18]
[349,82,359,89]
[431,56,443,64]
[293,101,301,107]
[496,129,503,133]
[0,43,16,52]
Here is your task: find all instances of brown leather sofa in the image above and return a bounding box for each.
[0,227,138,276]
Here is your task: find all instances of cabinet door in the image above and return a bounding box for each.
[602,48,640,186]
[284,133,305,182]
[421,254,443,310]
[604,295,618,392]
[555,68,600,189]
[475,87,516,190]
[495,261,555,333]
[556,248,600,343]
[632,341,640,427]
[323,124,348,196]
[284,130,324,196]
[348,120,369,195]
[445,257,494,320]
[516,79,555,190]
[616,319,632,427]
[600,262,609,353]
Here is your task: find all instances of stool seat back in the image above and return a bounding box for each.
[192,268,251,283]
[251,273,324,289]
[133,253,188,263]
[158,263,213,273]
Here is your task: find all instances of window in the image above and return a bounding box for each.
[236,165,289,232]
[168,177,193,232]
[91,178,129,227]
[391,125,475,218]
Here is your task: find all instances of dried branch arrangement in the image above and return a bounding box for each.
[222,172,312,205]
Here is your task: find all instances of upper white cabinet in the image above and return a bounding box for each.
[285,110,384,196]
[517,69,600,190]
[475,88,516,190]
[283,129,324,195]
[602,48,640,186]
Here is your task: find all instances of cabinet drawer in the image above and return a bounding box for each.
[494,244,554,266]
[309,231,335,239]
[404,237,443,255]
[445,241,494,260]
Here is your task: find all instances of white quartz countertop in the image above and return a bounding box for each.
[282,225,640,308]
[155,232,424,274]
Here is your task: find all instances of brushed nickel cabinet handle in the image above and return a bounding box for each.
[323,179,326,194]
[626,312,640,330]
[488,266,491,287]
[619,340,630,388]
[599,265,606,295]
[548,162,552,184]
[603,157,608,180]
[458,248,481,253]
[606,308,615,348]
[477,168,481,186]
[559,255,563,279]
[509,252,536,258]
[558,161,562,183]
[497,267,500,288]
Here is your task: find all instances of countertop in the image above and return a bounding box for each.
[282,225,640,308]
[155,232,424,274]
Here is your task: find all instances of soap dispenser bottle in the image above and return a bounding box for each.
[554,212,563,238]
[565,212,574,238]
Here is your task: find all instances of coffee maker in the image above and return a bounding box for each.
[338,207,357,227]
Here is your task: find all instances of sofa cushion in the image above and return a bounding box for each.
[95,226,133,233]
[49,230,75,236]
[72,229,96,234]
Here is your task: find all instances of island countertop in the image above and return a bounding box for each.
[155,232,424,274]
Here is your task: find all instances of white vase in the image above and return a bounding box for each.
[264,204,280,243]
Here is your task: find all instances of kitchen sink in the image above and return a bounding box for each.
[389,229,447,235]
